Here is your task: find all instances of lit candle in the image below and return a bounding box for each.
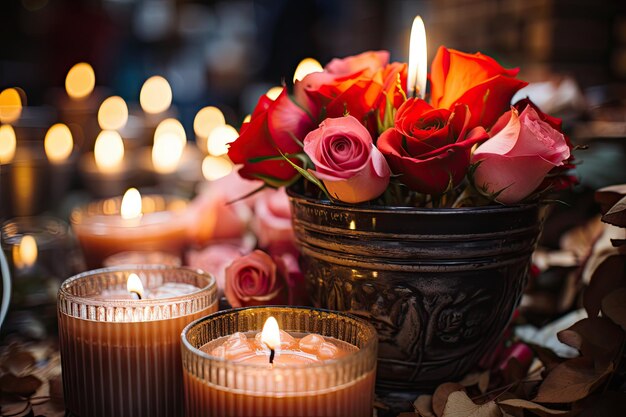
[71,188,190,268]
[201,155,233,181]
[182,307,378,417]
[140,76,172,115]
[152,118,186,174]
[0,124,17,164]
[207,124,238,156]
[193,106,225,154]
[58,265,218,417]
[407,15,428,99]
[58,62,103,152]
[98,96,129,131]
[293,57,323,83]
[79,129,147,198]
[265,86,284,100]
[0,87,24,124]
[44,123,74,164]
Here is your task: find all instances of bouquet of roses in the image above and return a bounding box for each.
[228,48,576,207]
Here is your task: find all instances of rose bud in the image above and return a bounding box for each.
[303,115,391,203]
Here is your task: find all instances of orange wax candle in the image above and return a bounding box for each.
[71,188,189,268]
[58,265,217,417]
[182,307,378,417]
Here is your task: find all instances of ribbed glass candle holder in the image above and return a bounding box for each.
[58,265,218,417]
[181,306,378,417]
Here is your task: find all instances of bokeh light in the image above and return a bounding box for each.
[140,76,172,114]
[98,96,129,130]
[44,123,74,163]
[65,63,96,99]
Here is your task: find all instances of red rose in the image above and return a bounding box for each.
[228,89,315,185]
[430,46,528,129]
[377,98,488,194]
[224,250,288,308]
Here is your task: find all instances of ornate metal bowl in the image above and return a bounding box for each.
[288,190,542,391]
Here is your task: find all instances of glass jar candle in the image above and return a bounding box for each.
[181,306,378,417]
[58,265,217,417]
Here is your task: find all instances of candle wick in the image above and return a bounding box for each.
[269,348,275,364]
[130,290,142,300]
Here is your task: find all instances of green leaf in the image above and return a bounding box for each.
[277,150,332,200]
[250,173,299,188]
[247,153,304,164]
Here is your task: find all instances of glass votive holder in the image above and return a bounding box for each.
[1,216,82,338]
[181,306,378,417]
[70,193,189,268]
[58,265,218,417]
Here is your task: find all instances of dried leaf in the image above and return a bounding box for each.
[583,255,626,317]
[560,216,603,260]
[441,391,502,417]
[498,398,570,416]
[414,395,435,417]
[458,371,490,394]
[533,358,613,403]
[433,382,465,417]
[0,373,43,396]
[398,413,418,417]
[601,287,626,331]
[528,343,566,373]
[0,350,36,376]
[594,184,626,215]
[557,317,625,364]
[602,196,626,227]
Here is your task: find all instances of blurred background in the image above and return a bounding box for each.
[0,0,623,125]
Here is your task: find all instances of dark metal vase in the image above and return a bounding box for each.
[288,191,542,391]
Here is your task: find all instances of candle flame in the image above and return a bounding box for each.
[207,125,238,156]
[293,58,323,83]
[94,130,124,172]
[152,132,184,174]
[265,86,283,101]
[407,16,428,99]
[65,63,95,99]
[126,273,145,299]
[98,96,129,130]
[140,76,172,114]
[45,123,74,163]
[13,235,38,269]
[261,316,281,351]
[154,118,186,147]
[0,124,17,164]
[194,106,225,153]
[121,188,143,220]
[201,155,233,181]
[0,88,23,124]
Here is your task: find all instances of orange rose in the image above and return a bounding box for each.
[430,46,527,129]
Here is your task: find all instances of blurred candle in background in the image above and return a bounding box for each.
[293,57,323,82]
[193,106,225,154]
[71,188,190,268]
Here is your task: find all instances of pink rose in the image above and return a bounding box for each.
[224,250,288,308]
[277,252,309,306]
[185,243,249,295]
[186,172,259,246]
[303,116,391,203]
[325,50,389,76]
[471,105,571,204]
[251,188,297,256]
